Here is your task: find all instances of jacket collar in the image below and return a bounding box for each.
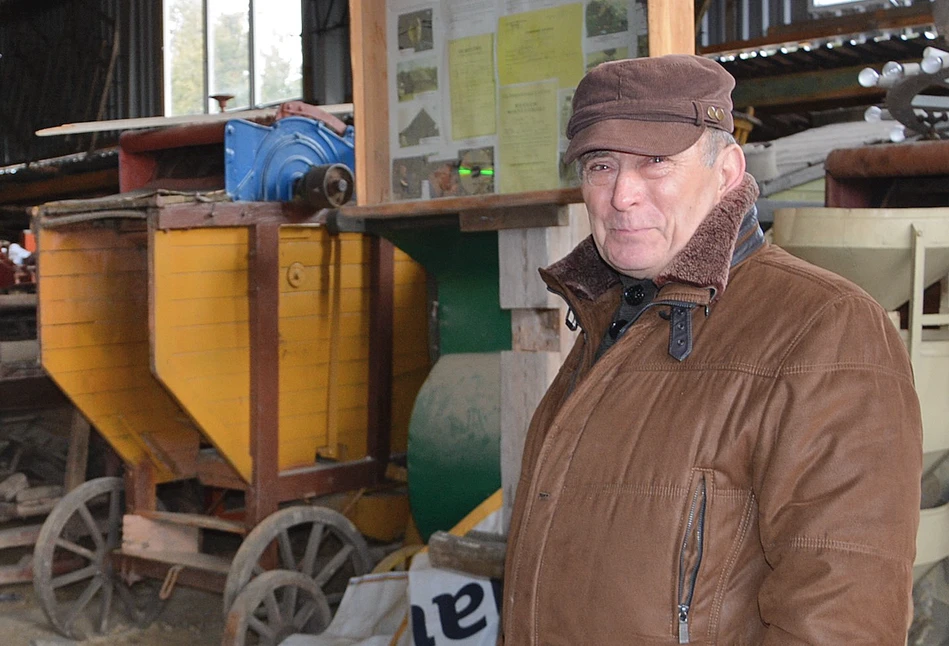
[541,173,761,307]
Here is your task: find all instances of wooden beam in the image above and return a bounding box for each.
[366,236,393,481]
[0,169,118,205]
[649,0,695,55]
[340,187,583,220]
[702,3,935,55]
[247,223,281,527]
[732,64,886,110]
[63,410,90,492]
[350,0,390,206]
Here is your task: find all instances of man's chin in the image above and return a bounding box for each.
[605,257,660,279]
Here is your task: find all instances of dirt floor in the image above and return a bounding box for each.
[0,580,226,646]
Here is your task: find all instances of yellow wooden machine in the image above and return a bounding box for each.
[31,189,430,644]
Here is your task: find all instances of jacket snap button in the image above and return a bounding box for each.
[609,319,627,339]
[624,285,646,306]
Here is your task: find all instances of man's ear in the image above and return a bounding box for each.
[717,143,746,198]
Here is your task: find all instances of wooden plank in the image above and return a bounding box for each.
[117,553,228,593]
[126,463,157,512]
[0,294,37,311]
[0,169,118,205]
[499,227,574,309]
[701,3,934,55]
[366,237,394,480]
[500,350,564,532]
[196,450,248,491]
[732,64,885,110]
[428,530,506,579]
[350,0,390,206]
[510,309,564,353]
[459,204,567,232]
[34,103,354,137]
[136,510,247,536]
[275,458,378,503]
[156,201,325,230]
[122,515,200,554]
[118,548,232,575]
[248,223,281,524]
[64,410,90,492]
[340,187,583,220]
[648,0,695,56]
[0,474,28,502]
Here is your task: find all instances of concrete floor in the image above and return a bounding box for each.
[0,580,225,646]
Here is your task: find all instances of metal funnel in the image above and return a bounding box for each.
[772,207,949,311]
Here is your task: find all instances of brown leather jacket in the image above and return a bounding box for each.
[502,176,922,645]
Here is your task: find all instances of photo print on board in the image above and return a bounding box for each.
[398,8,434,52]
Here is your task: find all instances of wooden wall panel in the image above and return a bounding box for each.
[150,226,430,478]
[38,226,200,483]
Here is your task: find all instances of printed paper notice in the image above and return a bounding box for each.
[449,34,496,141]
[497,4,583,89]
[499,81,558,194]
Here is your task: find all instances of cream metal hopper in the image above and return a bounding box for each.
[773,206,949,575]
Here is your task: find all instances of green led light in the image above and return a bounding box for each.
[459,168,472,175]
[481,169,494,176]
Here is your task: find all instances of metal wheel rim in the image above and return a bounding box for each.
[223,570,332,646]
[222,505,372,616]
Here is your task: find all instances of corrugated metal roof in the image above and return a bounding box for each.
[718,32,935,80]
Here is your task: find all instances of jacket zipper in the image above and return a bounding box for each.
[677,475,707,644]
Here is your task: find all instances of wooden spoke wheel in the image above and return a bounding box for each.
[223,570,332,646]
[33,477,164,639]
[223,506,372,616]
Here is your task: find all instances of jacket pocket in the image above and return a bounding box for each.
[676,472,708,644]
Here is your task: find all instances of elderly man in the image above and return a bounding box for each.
[501,55,922,644]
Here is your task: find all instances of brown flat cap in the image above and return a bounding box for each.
[564,54,735,163]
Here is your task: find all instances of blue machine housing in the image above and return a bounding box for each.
[224,116,356,202]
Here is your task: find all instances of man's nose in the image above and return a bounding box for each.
[610,168,644,211]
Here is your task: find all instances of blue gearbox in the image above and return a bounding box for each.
[224,116,356,203]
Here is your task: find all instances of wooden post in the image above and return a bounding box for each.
[64,409,90,492]
[498,204,589,531]
[648,0,696,56]
[247,222,281,528]
[350,0,390,206]
[366,236,394,481]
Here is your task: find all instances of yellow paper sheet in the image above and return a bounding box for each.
[449,34,497,141]
[499,80,559,194]
[497,4,584,89]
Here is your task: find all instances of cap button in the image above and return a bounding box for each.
[706,105,718,120]
[716,107,727,121]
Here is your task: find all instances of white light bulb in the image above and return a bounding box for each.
[858,67,880,87]
[864,106,883,122]
[921,55,946,74]
[890,126,906,143]
[882,61,903,75]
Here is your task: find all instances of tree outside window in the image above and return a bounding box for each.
[164,0,302,116]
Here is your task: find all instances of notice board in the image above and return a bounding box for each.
[386,1,648,201]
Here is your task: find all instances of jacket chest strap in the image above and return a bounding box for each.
[665,304,696,362]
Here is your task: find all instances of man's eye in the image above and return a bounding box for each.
[650,156,665,164]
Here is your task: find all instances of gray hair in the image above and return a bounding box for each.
[701,128,737,167]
